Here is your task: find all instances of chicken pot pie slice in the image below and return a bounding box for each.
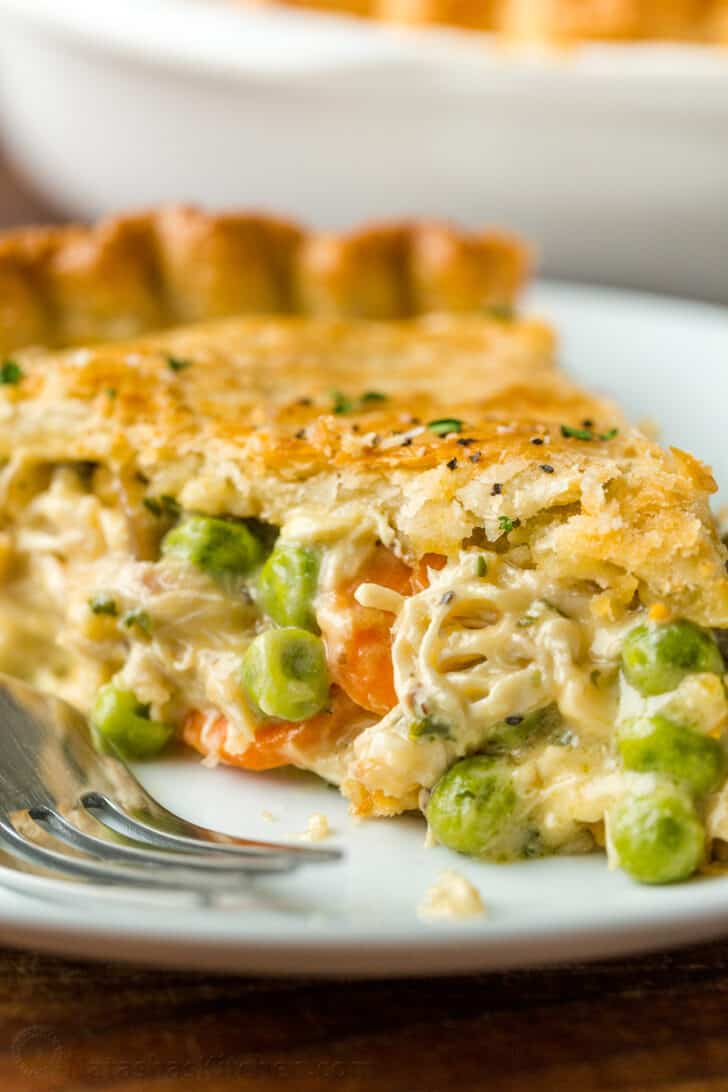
[1,306,728,885]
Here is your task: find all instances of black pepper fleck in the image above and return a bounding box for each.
[491,483,502,496]
[530,437,544,446]
[294,429,306,440]
[469,452,482,464]
[540,464,555,474]
[505,715,524,726]
[401,437,413,447]
[446,458,458,471]
[582,419,594,428]
[456,438,475,447]
[298,397,312,406]
[440,591,455,605]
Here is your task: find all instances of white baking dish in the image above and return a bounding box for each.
[0,0,727,300]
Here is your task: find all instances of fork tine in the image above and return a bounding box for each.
[0,813,294,891]
[0,675,344,878]
[81,791,342,863]
[28,806,300,875]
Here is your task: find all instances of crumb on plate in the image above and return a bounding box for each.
[300,813,331,842]
[418,870,487,922]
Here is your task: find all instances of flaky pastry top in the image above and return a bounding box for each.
[3,312,727,627]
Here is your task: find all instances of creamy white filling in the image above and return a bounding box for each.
[3,463,728,855]
[344,552,626,817]
[343,553,728,847]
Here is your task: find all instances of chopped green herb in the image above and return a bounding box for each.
[518,614,537,628]
[519,600,563,627]
[122,608,152,634]
[498,515,520,534]
[483,303,514,322]
[0,359,23,385]
[331,390,354,415]
[106,387,118,400]
[88,594,118,617]
[143,497,163,518]
[561,423,620,443]
[561,424,593,441]
[476,556,488,578]
[410,715,453,741]
[143,495,180,518]
[166,355,191,373]
[521,830,544,859]
[329,390,389,414]
[542,599,567,618]
[160,495,181,517]
[590,665,619,691]
[427,418,463,436]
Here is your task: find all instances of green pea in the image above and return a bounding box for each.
[410,714,452,740]
[92,684,173,760]
[162,514,264,578]
[486,703,562,755]
[241,628,330,722]
[612,785,705,884]
[426,756,519,858]
[618,714,725,798]
[256,542,320,632]
[621,619,725,697]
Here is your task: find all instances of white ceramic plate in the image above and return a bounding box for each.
[1,280,728,978]
[1,0,728,300]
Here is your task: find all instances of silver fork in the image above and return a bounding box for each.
[0,674,341,900]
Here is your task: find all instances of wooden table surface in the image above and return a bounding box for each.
[2,147,728,1092]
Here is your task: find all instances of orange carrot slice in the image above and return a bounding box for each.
[183,687,361,772]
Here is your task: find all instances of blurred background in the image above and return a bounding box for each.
[0,0,726,300]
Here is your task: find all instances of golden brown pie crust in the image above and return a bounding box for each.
[4,311,728,628]
[0,206,529,356]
